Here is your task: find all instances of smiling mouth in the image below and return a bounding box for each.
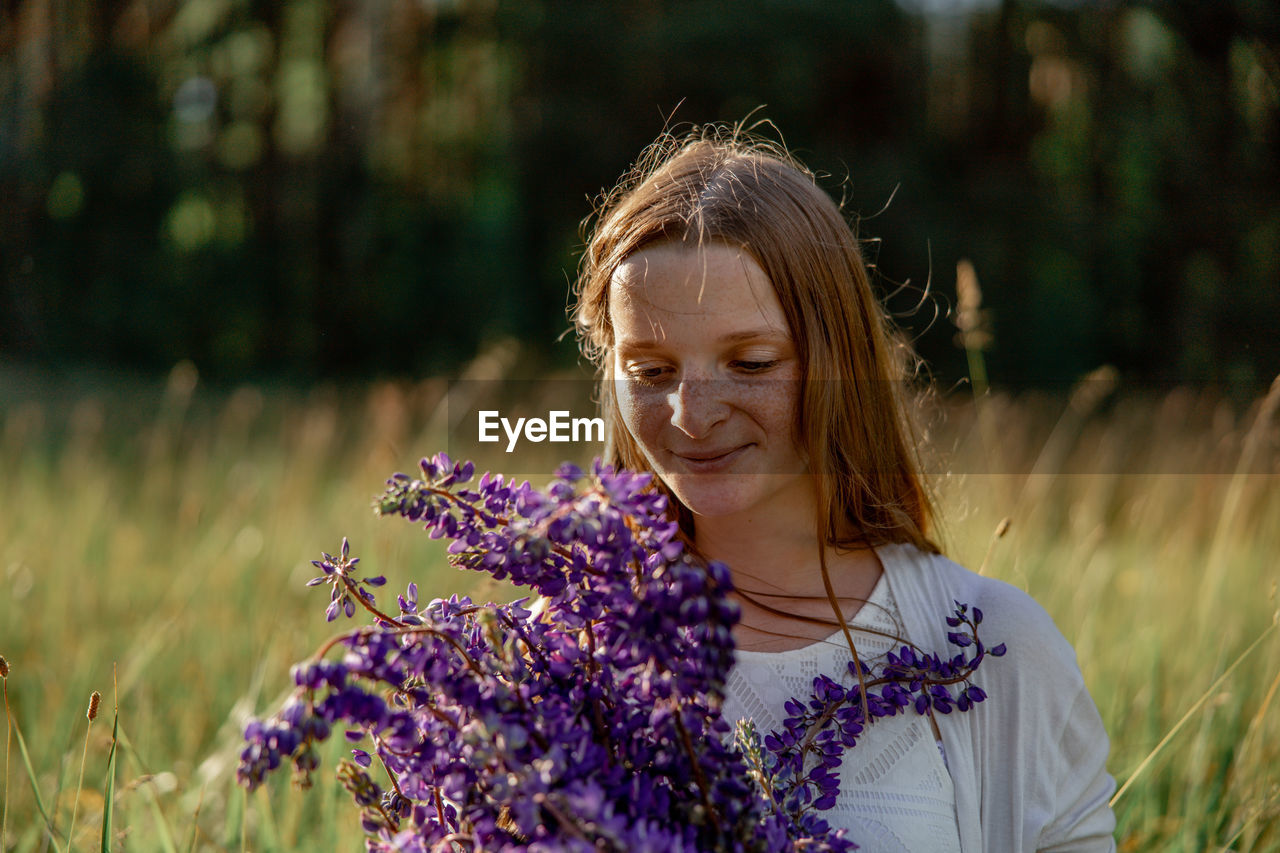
[671,445,750,470]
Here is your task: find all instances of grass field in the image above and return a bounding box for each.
[2,360,1278,851]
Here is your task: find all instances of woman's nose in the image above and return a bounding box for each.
[667,376,731,438]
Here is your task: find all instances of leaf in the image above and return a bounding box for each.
[100,708,118,853]
[10,713,59,846]
[118,723,179,853]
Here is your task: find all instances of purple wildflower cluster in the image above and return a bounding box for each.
[237,454,1004,851]
[754,605,1006,818]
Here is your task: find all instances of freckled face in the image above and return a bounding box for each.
[608,242,810,522]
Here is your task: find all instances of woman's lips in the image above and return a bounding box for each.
[670,444,750,473]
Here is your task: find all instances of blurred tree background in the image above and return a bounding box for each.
[2,0,1277,388]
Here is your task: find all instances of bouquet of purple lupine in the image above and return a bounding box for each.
[237,455,1005,852]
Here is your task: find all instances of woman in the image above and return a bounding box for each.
[570,125,1116,852]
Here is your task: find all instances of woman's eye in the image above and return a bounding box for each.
[732,359,780,373]
[626,366,671,385]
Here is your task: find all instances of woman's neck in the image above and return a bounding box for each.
[686,477,884,650]
[709,524,885,650]
[696,517,829,596]
[691,483,881,602]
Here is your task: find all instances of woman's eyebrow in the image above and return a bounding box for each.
[616,328,788,352]
[613,332,665,352]
[717,328,790,344]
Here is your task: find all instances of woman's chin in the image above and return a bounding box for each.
[666,472,805,521]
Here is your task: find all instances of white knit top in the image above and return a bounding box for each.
[721,572,962,852]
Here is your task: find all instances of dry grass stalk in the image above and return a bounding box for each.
[977,516,1012,577]
[1197,374,1280,626]
[68,689,103,848]
[2,655,9,852]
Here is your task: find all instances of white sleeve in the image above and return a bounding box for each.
[969,578,1117,852]
[884,546,1117,852]
[1034,681,1117,852]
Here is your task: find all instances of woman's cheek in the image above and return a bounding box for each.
[613,379,665,454]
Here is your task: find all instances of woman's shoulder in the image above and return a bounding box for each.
[882,542,1056,620]
[880,542,1083,677]
[882,544,1116,850]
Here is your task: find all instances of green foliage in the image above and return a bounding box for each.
[101,710,118,853]
[1,1,1276,384]
[10,713,57,847]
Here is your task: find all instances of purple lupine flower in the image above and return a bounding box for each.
[239,454,1005,852]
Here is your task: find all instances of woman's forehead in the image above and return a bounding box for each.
[608,242,782,323]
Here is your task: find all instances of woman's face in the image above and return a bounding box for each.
[608,241,810,524]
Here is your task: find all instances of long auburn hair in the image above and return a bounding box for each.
[572,125,939,574]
